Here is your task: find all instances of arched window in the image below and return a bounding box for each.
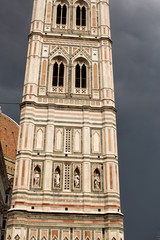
[62,5,67,24]
[76,6,80,26]
[56,4,61,24]
[75,64,86,89]
[76,6,86,26]
[82,6,86,26]
[52,62,64,87]
[56,4,67,25]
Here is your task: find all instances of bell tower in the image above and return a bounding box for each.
[6,0,124,240]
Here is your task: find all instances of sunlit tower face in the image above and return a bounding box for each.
[6,0,124,240]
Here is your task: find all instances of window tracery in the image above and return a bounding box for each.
[75,63,87,94]
[52,60,65,93]
[56,4,67,25]
[76,5,86,27]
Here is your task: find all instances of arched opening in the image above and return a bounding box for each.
[53,62,58,86]
[56,4,61,24]
[62,5,67,24]
[75,64,80,88]
[82,64,86,88]
[52,62,64,87]
[76,5,86,26]
[59,62,64,86]
[82,6,86,26]
[76,6,80,26]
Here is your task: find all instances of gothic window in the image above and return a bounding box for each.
[64,164,71,190]
[52,62,64,87]
[56,4,67,25]
[54,166,61,188]
[64,128,71,153]
[93,168,101,190]
[76,5,86,26]
[33,165,41,187]
[74,167,80,188]
[75,63,87,93]
[112,238,116,240]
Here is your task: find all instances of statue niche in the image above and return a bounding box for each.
[54,166,60,188]
[74,167,80,188]
[93,168,101,190]
[33,165,41,187]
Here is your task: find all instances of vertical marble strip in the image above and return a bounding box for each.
[21,160,25,186]
[34,42,37,55]
[46,2,51,23]
[19,124,23,150]
[14,160,19,187]
[30,85,33,94]
[114,129,117,155]
[24,125,29,148]
[115,165,118,192]
[109,164,113,190]
[40,60,47,85]
[108,129,112,152]
[93,63,98,89]
[104,48,107,60]
[43,160,52,191]
[92,5,96,27]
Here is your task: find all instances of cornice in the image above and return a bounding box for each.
[20,101,117,113]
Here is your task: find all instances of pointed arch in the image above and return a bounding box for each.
[62,5,67,24]
[56,4,61,24]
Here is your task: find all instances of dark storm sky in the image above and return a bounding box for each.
[0,0,160,239]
